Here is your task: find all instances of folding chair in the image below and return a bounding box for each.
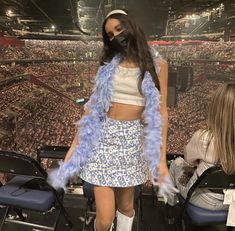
[37,145,69,164]
[0,150,73,231]
[176,166,235,231]
[82,182,143,231]
[37,145,83,193]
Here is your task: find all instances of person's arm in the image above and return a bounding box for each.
[64,108,90,162]
[156,57,169,184]
[184,130,205,165]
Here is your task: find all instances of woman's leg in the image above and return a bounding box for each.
[94,186,116,231]
[115,187,135,231]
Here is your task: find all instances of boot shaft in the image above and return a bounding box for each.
[116,210,135,231]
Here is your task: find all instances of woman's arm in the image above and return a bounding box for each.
[64,108,90,162]
[156,57,169,183]
[184,130,205,165]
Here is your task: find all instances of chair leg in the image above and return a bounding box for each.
[165,203,176,224]
[0,206,9,231]
[53,208,62,231]
[55,197,73,230]
[60,205,73,230]
[51,188,73,230]
[227,227,234,231]
[140,193,144,221]
[14,208,26,222]
[180,219,185,231]
[82,201,89,231]
[93,219,97,231]
[136,199,141,231]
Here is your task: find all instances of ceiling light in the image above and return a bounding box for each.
[6,9,13,16]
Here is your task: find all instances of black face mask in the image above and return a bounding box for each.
[110,30,129,53]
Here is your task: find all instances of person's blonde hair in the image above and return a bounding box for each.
[207,82,235,174]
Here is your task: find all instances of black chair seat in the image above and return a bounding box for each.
[175,165,235,231]
[0,150,73,230]
[187,203,228,225]
[178,195,228,225]
[0,176,55,211]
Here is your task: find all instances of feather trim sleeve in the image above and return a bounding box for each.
[142,72,163,184]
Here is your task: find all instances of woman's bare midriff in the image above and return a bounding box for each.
[107,102,144,120]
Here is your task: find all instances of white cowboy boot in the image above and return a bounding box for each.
[116,210,135,231]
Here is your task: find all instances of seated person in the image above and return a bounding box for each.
[167,82,235,210]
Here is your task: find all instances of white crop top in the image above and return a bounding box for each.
[111,65,145,106]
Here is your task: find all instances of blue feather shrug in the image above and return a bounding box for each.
[49,51,173,192]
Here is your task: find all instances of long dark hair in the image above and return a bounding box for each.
[100,12,160,90]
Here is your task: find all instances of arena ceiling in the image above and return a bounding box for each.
[0,0,228,38]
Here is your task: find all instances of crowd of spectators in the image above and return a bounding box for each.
[0,61,98,79]
[0,61,98,101]
[167,16,208,36]
[1,39,234,63]
[0,82,82,159]
[167,5,224,36]
[0,40,102,61]
[1,39,234,82]
[154,41,235,78]
[0,39,233,159]
[154,41,234,61]
[167,78,224,153]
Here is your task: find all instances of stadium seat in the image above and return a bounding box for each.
[175,166,235,231]
[0,150,73,231]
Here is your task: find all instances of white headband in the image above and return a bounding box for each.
[106,9,127,18]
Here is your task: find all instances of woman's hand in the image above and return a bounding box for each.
[157,160,179,203]
[157,160,170,185]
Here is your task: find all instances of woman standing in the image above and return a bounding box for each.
[50,9,176,231]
